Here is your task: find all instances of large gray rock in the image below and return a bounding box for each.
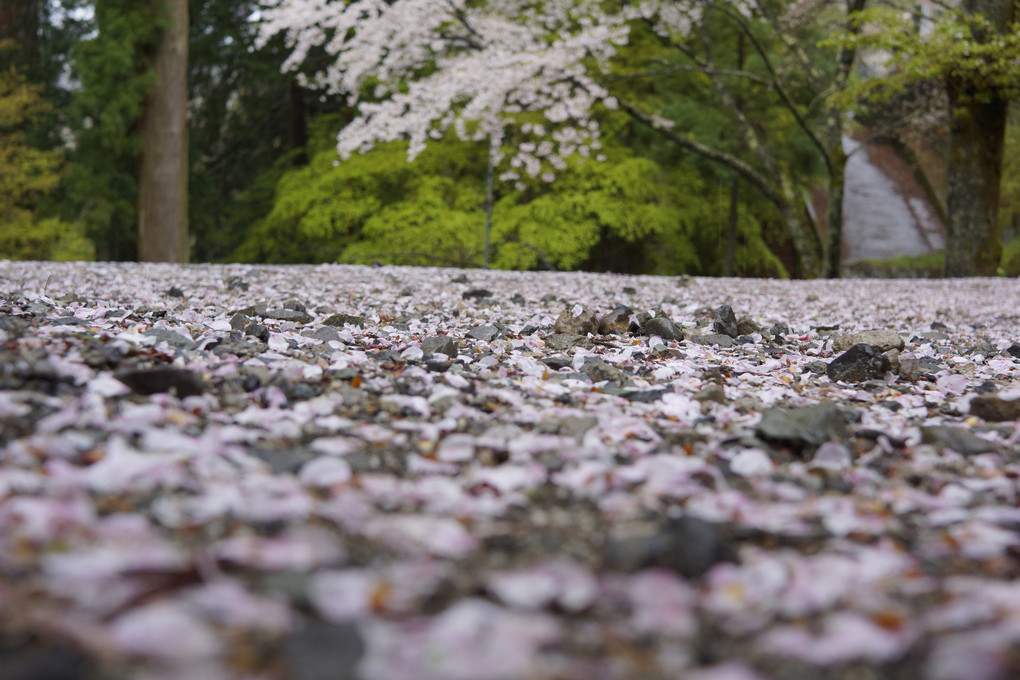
[827,343,891,382]
[643,316,682,341]
[713,305,740,338]
[755,402,851,451]
[598,307,631,335]
[921,426,996,455]
[832,330,904,352]
[421,335,459,357]
[606,516,736,578]
[553,306,598,336]
[969,392,1020,422]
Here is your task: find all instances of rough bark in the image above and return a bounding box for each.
[138,0,189,263]
[943,0,1014,277]
[822,145,848,278]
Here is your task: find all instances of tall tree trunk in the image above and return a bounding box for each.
[138,0,189,263]
[943,0,1013,277]
[822,140,848,278]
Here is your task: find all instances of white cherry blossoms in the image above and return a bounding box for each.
[257,0,634,185]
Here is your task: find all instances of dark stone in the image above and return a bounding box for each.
[141,328,196,350]
[693,384,727,404]
[451,274,469,283]
[601,387,668,403]
[921,426,996,455]
[226,276,249,292]
[597,307,631,335]
[1007,343,1020,359]
[826,343,890,382]
[690,333,735,348]
[736,316,761,336]
[305,327,342,343]
[116,367,205,398]
[543,333,582,351]
[755,403,851,451]
[0,634,103,680]
[48,316,87,326]
[770,322,791,336]
[969,393,1020,422]
[607,516,736,578]
[519,325,540,336]
[466,325,501,341]
[642,316,681,341]
[580,357,625,384]
[553,306,598,336]
[462,288,493,300]
[421,336,458,357]
[265,308,314,324]
[713,305,739,338]
[622,286,637,295]
[229,313,250,332]
[540,356,573,371]
[245,322,270,342]
[166,286,184,298]
[283,617,364,680]
[511,293,526,304]
[322,313,365,328]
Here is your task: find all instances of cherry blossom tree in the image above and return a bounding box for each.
[257,0,871,276]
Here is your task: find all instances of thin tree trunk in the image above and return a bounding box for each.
[822,141,847,278]
[943,0,1013,277]
[725,177,738,276]
[138,0,189,263]
[483,134,495,268]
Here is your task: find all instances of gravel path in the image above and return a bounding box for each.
[1,261,1019,680]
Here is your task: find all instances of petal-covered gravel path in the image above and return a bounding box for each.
[2,261,1020,680]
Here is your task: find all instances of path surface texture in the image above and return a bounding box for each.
[1,261,1020,680]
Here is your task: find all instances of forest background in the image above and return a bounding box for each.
[0,0,1018,279]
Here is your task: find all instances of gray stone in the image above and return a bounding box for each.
[229,313,250,332]
[304,327,342,343]
[736,316,761,336]
[756,403,851,451]
[553,306,598,336]
[832,329,905,352]
[969,392,1020,422]
[770,321,791,336]
[693,384,727,404]
[826,343,891,382]
[1007,343,1020,359]
[580,357,626,384]
[598,307,631,335]
[713,305,739,338]
[921,426,996,455]
[421,335,459,357]
[283,617,364,680]
[607,516,736,578]
[544,333,581,351]
[265,308,314,324]
[323,313,366,328]
[467,325,502,341]
[116,367,205,398]
[643,316,681,341]
[142,328,196,350]
[690,333,735,348]
[462,288,493,300]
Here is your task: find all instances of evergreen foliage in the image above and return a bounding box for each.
[0,50,92,261]
[62,0,163,260]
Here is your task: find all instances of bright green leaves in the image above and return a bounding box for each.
[832,6,1020,105]
[0,56,92,261]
